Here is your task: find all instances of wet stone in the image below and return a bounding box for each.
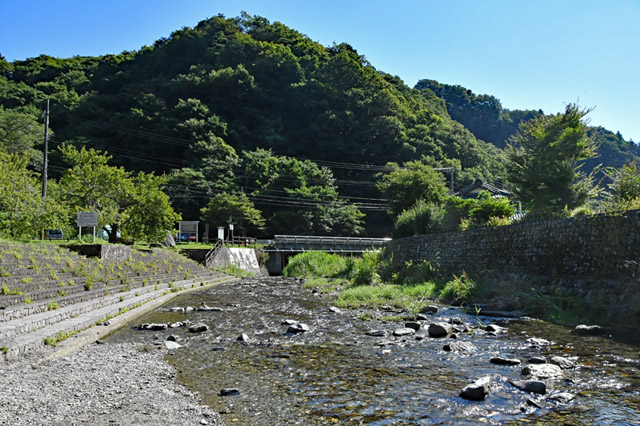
[237,333,250,342]
[485,324,506,333]
[366,330,387,337]
[188,323,209,333]
[522,364,563,379]
[571,324,604,336]
[490,357,521,365]
[219,388,240,396]
[548,392,576,404]
[139,323,168,331]
[164,341,182,350]
[509,379,547,395]
[420,305,438,314]
[393,327,416,337]
[528,356,547,364]
[287,323,310,333]
[443,341,475,352]
[404,321,421,331]
[549,356,576,370]
[460,376,491,401]
[528,337,551,346]
[428,322,453,338]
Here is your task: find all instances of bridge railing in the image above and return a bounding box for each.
[264,235,391,253]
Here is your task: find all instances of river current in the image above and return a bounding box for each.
[107,277,640,425]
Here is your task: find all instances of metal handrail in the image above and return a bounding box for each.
[204,239,223,267]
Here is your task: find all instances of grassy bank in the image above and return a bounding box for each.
[283,251,476,319]
[283,250,637,329]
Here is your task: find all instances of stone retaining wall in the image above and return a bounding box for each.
[386,210,640,280]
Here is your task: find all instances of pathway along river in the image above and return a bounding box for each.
[107,277,640,425]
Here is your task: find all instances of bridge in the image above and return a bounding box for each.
[263,235,390,274]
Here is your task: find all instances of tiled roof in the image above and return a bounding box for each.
[455,178,513,199]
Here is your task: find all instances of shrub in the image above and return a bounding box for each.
[282,251,347,278]
[394,200,445,238]
[439,272,476,305]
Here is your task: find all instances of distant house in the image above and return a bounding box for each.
[454,178,513,199]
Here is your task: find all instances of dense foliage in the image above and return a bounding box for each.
[506,104,598,219]
[1,13,638,238]
[0,14,508,237]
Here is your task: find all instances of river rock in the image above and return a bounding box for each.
[219,388,240,396]
[449,317,464,325]
[404,321,421,331]
[522,364,563,379]
[572,324,604,336]
[490,357,521,365]
[420,305,438,314]
[366,330,387,337]
[237,333,250,342]
[527,337,550,346]
[509,379,547,394]
[528,356,547,364]
[329,306,341,313]
[188,323,209,333]
[428,322,453,338]
[547,392,575,404]
[287,323,310,333]
[393,327,416,336]
[485,324,506,333]
[443,341,475,352]
[185,306,195,312]
[460,376,491,401]
[166,335,180,342]
[549,356,576,369]
[170,307,185,313]
[415,314,429,321]
[198,304,223,312]
[168,321,183,328]
[282,319,299,325]
[164,341,182,350]
[139,323,168,331]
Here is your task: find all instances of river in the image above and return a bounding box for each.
[107,276,640,425]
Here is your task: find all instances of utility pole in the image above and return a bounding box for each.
[42,98,50,199]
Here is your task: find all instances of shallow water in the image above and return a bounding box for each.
[107,277,640,425]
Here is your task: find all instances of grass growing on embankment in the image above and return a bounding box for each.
[284,250,636,329]
[283,251,474,315]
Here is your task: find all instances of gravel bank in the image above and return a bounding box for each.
[0,342,225,426]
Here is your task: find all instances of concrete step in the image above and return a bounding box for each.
[0,273,238,359]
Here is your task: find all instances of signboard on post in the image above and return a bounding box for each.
[77,212,98,227]
[77,211,98,242]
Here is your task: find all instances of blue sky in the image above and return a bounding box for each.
[2,0,639,142]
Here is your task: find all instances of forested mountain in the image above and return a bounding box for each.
[0,13,636,237]
[416,79,640,174]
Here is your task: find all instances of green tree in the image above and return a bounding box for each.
[200,193,265,237]
[124,173,182,244]
[58,145,179,243]
[376,161,448,218]
[240,149,364,235]
[506,104,598,219]
[604,162,640,211]
[0,151,67,238]
[0,106,44,167]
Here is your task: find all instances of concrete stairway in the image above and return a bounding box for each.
[0,243,237,360]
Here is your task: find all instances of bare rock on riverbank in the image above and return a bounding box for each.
[0,343,223,426]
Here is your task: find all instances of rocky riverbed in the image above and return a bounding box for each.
[103,276,640,425]
[0,342,223,425]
